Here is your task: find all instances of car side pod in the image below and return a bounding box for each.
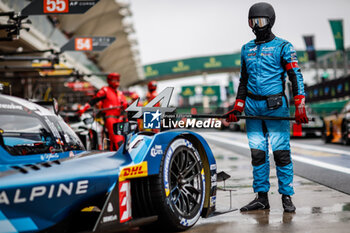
[207,171,238,217]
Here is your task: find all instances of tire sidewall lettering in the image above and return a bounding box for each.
[163,138,205,227]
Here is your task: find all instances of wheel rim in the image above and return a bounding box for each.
[168,146,203,217]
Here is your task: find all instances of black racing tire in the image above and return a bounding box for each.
[322,121,332,143]
[341,120,350,145]
[148,138,205,231]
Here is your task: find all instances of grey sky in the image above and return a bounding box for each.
[130,0,350,65]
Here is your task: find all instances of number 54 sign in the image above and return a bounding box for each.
[61,37,116,52]
[22,0,100,15]
[75,38,93,51]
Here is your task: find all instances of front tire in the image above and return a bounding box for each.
[150,138,205,231]
[342,120,350,145]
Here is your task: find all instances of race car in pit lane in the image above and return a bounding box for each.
[0,94,219,232]
[322,100,350,145]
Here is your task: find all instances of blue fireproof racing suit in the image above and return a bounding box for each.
[236,37,305,195]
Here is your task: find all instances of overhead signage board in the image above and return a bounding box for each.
[22,0,100,15]
[60,37,116,52]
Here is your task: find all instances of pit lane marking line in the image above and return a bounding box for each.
[290,141,350,156]
[203,134,350,175]
[204,134,249,149]
[291,155,350,175]
[206,132,350,157]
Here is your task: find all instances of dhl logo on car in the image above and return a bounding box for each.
[119,161,148,181]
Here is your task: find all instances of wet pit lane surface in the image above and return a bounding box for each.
[186,141,350,233]
[123,134,350,233]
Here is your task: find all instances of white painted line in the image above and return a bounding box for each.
[292,155,350,175]
[207,131,350,156]
[290,141,350,156]
[203,134,350,175]
[204,134,250,149]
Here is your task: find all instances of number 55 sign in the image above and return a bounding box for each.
[22,0,100,15]
[44,0,69,13]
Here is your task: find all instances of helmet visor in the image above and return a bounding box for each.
[249,17,269,28]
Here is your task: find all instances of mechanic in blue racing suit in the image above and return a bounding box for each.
[226,2,308,213]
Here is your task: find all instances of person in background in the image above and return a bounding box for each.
[78,73,128,151]
[146,81,160,107]
[226,2,308,213]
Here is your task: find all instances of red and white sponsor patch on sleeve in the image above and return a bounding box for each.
[286,62,299,71]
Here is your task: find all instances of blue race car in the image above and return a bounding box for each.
[0,94,218,232]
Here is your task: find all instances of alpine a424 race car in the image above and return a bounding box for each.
[0,94,221,232]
